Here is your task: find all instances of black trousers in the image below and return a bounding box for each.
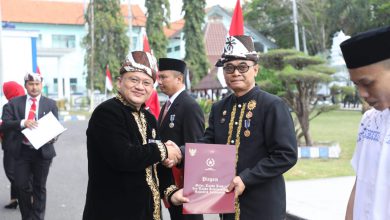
[3,149,17,200]
[14,146,52,220]
[168,205,204,220]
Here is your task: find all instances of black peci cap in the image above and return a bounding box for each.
[340,26,390,69]
[158,58,187,74]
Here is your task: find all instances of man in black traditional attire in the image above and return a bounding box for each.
[83,51,187,220]
[199,35,298,220]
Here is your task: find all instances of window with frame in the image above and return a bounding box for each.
[70,78,77,93]
[52,34,76,48]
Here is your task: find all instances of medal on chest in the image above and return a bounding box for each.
[244,100,256,137]
[244,119,251,137]
[169,114,175,128]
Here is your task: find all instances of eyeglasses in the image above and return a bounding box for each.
[122,76,153,87]
[223,63,256,74]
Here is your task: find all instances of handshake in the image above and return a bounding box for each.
[163,140,182,168]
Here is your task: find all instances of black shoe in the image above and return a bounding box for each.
[4,200,18,209]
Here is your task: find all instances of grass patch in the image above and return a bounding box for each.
[284,110,362,180]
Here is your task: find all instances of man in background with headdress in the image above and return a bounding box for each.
[1,81,25,209]
[83,51,187,220]
[198,35,297,219]
[157,58,205,220]
[1,72,58,220]
[341,26,390,220]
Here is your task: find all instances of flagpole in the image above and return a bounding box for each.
[0,1,4,97]
[128,0,132,50]
[89,0,95,112]
[292,0,300,51]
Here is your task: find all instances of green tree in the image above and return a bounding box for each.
[182,0,209,84]
[244,0,389,55]
[370,0,390,27]
[326,0,372,35]
[244,0,332,54]
[260,49,337,146]
[298,0,332,54]
[83,0,129,92]
[244,0,294,49]
[256,67,284,96]
[145,0,170,59]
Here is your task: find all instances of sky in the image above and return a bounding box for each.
[131,0,241,21]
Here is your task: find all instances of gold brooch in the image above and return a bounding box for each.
[247,100,256,111]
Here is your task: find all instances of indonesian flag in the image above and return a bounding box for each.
[143,34,151,53]
[145,90,160,119]
[142,32,161,119]
[216,0,245,88]
[229,0,244,36]
[36,66,41,75]
[105,64,113,92]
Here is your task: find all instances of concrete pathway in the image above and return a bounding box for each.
[286,176,355,220]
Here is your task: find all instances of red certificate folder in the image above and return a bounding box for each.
[183,143,235,214]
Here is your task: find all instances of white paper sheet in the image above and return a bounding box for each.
[22,112,67,149]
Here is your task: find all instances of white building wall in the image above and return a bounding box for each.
[1,29,38,108]
[14,23,85,100]
[2,30,37,85]
[166,32,185,59]
[8,22,143,102]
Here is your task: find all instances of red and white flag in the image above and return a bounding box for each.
[142,32,161,119]
[143,34,151,53]
[36,66,42,75]
[229,0,244,36]
[217,0,245,88]
[105,64,113,92]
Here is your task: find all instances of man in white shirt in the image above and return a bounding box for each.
[340,25,390,220]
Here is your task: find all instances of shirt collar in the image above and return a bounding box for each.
[168,87,185,104]
[27,94,41,102]
[232,86,259,104]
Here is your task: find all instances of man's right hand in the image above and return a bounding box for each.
[24,119,38,129]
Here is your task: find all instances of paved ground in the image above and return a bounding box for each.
[0,120,88,220]
[0,120,355,220]
[286,176,355,220]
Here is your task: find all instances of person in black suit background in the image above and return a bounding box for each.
[1,72,58,220]
[1,81,26,209]
[157,58,205,220]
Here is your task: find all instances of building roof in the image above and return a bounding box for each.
[195,21,227,90]
[1,0,146,26]
[206,5,277,49]
[164,19,185,38]
[204,21,227,57]
[193,67,223,90]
